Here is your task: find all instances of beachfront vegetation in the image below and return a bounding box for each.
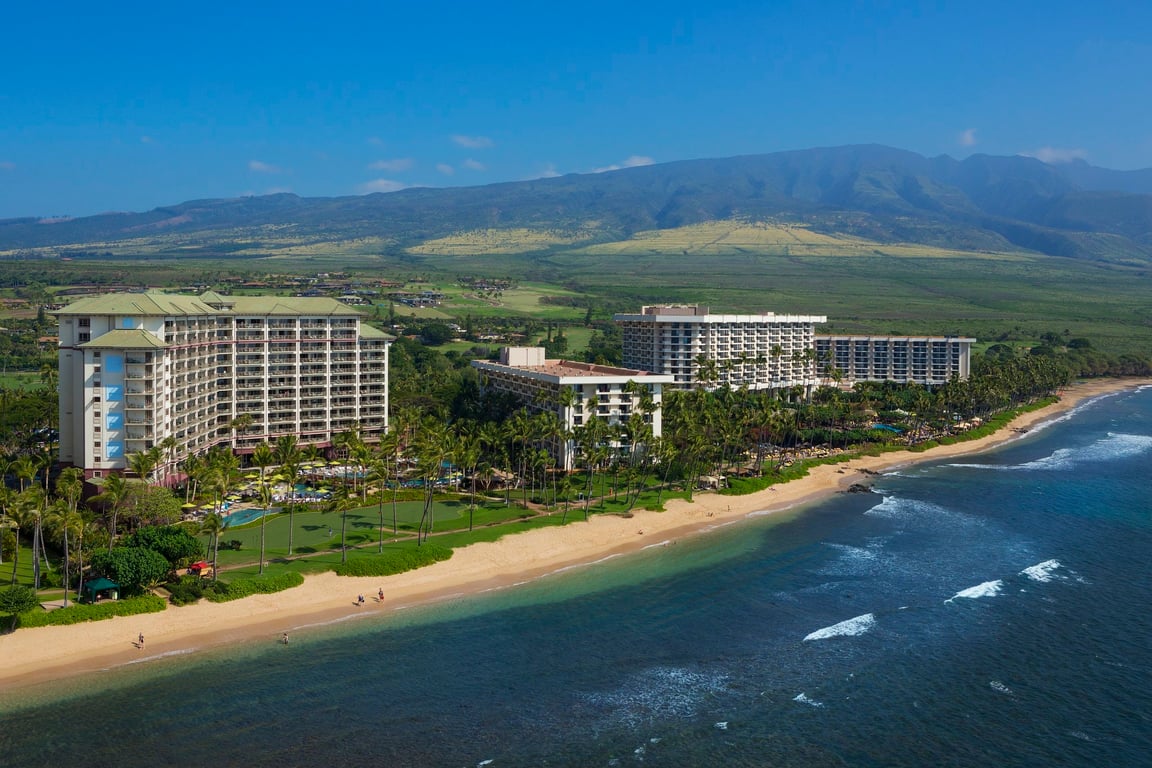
[15,595,166,628]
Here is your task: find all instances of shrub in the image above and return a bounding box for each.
[126,525,202,566]
[18,595,166,628]
[0,584,40,615]
[90,547,172,595]
[203,572,304,603]
[332,544,453,577]
[165,575,208,606]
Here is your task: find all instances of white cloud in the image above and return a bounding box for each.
[451,134,494,149]
[0,161,14,171]
[436,163,456,176]
[1025,146,1088,164]
[368,158,414,172]
[248,160,284,174]
[593,155,655,173]
[959,128,977,147]
[357,178,408,194]
[462,158,486,171]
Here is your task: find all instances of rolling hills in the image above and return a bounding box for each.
[2,145,1151,265]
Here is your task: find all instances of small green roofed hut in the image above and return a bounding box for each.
[82,578,120,603]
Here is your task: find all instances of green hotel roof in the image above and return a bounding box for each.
[55,293,218,316]
[78,329,169,349]
[358,324,395,340]
[55,291,368,317]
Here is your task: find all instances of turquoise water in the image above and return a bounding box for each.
[3,386,1151,766]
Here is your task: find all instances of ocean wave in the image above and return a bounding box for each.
[948,432,1152,473]
[989,680,1013,695]
[945,580,1003,602]
[1020,559,1061,582]
[803,613,876,641]
[793,693,825,707]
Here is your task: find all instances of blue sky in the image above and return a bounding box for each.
[1,1,1150,218]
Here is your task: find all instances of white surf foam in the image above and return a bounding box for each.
[803,613,876,641]
[714,721,728,730]
[793,692,825,708]
[989,680,1013,695]
[945,580,1002,602]
[1020,559,1061,582]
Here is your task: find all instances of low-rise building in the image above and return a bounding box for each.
[471,347,674,469]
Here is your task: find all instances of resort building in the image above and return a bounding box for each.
[815,335,975,387]
[55,292,391,482]
[614,305,828,392]
[471,347,675,470]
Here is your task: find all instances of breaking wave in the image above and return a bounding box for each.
[803,613,876,642]
[945,580,1002,603]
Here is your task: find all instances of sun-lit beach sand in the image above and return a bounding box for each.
[2,377,1147,690]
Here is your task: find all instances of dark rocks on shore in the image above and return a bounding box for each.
[845,483,874,494]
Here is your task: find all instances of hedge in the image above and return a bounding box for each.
[332,544,453,577]
[203,572,305,603]
[18,595,167,628]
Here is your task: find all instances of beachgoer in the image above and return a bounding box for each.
[378,588,384,602]
[281,632,289,645]
[138,633,144,649]
[358,594,365,605]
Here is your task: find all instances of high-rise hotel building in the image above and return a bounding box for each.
[614,305,828,392]
[814,335,975,386]
[55,292,391,481]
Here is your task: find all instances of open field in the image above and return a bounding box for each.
[568,219,1022,259]
[407,227,598,255]
[4,228,1152,357]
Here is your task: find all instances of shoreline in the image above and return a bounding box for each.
[2,377,1148,692]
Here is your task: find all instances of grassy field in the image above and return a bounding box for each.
[0,372,42,390]
[568,219,1020,260]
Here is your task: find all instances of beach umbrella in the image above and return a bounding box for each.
[181,502,196,509]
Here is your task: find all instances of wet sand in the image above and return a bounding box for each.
[2,378,1146,691]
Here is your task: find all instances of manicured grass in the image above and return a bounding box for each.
[0,372,42,390]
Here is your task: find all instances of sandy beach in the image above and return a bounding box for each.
[2,377,1148,691]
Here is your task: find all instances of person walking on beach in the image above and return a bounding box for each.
[357,594,365,606]
[378,588,384,602]
[138,632,144,649]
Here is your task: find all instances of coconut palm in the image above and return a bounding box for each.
[256,480,273,574]
[199,511,224,582]
[92,472,130,552]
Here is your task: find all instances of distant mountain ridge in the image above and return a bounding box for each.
[2,144,1151,263]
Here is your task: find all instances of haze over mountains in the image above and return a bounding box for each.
[3,145,1151,264]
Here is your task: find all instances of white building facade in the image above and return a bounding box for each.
[815,335,975,387]
[471,347,675,470]
[614,305,828,392]
[56,292,391,481]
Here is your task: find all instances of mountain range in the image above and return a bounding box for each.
[3,144,1151,264]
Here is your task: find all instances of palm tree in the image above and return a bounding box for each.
[199,511,224,582]
[413,419,450,544]
[126,448,160,486]
[92,473,130,552]
[377,430,403,536]
[273,435,301,555]
[51,467,84,606]
[256,481,273,574]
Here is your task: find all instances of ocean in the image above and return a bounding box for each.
[2,386,1151,767]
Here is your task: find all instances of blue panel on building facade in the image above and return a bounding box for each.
[106,442,124,458]
[105,384,123,401]
[104,354,123,373]
[106,413,123,429]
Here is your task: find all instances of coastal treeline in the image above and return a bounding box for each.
[1,351,1077,630]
